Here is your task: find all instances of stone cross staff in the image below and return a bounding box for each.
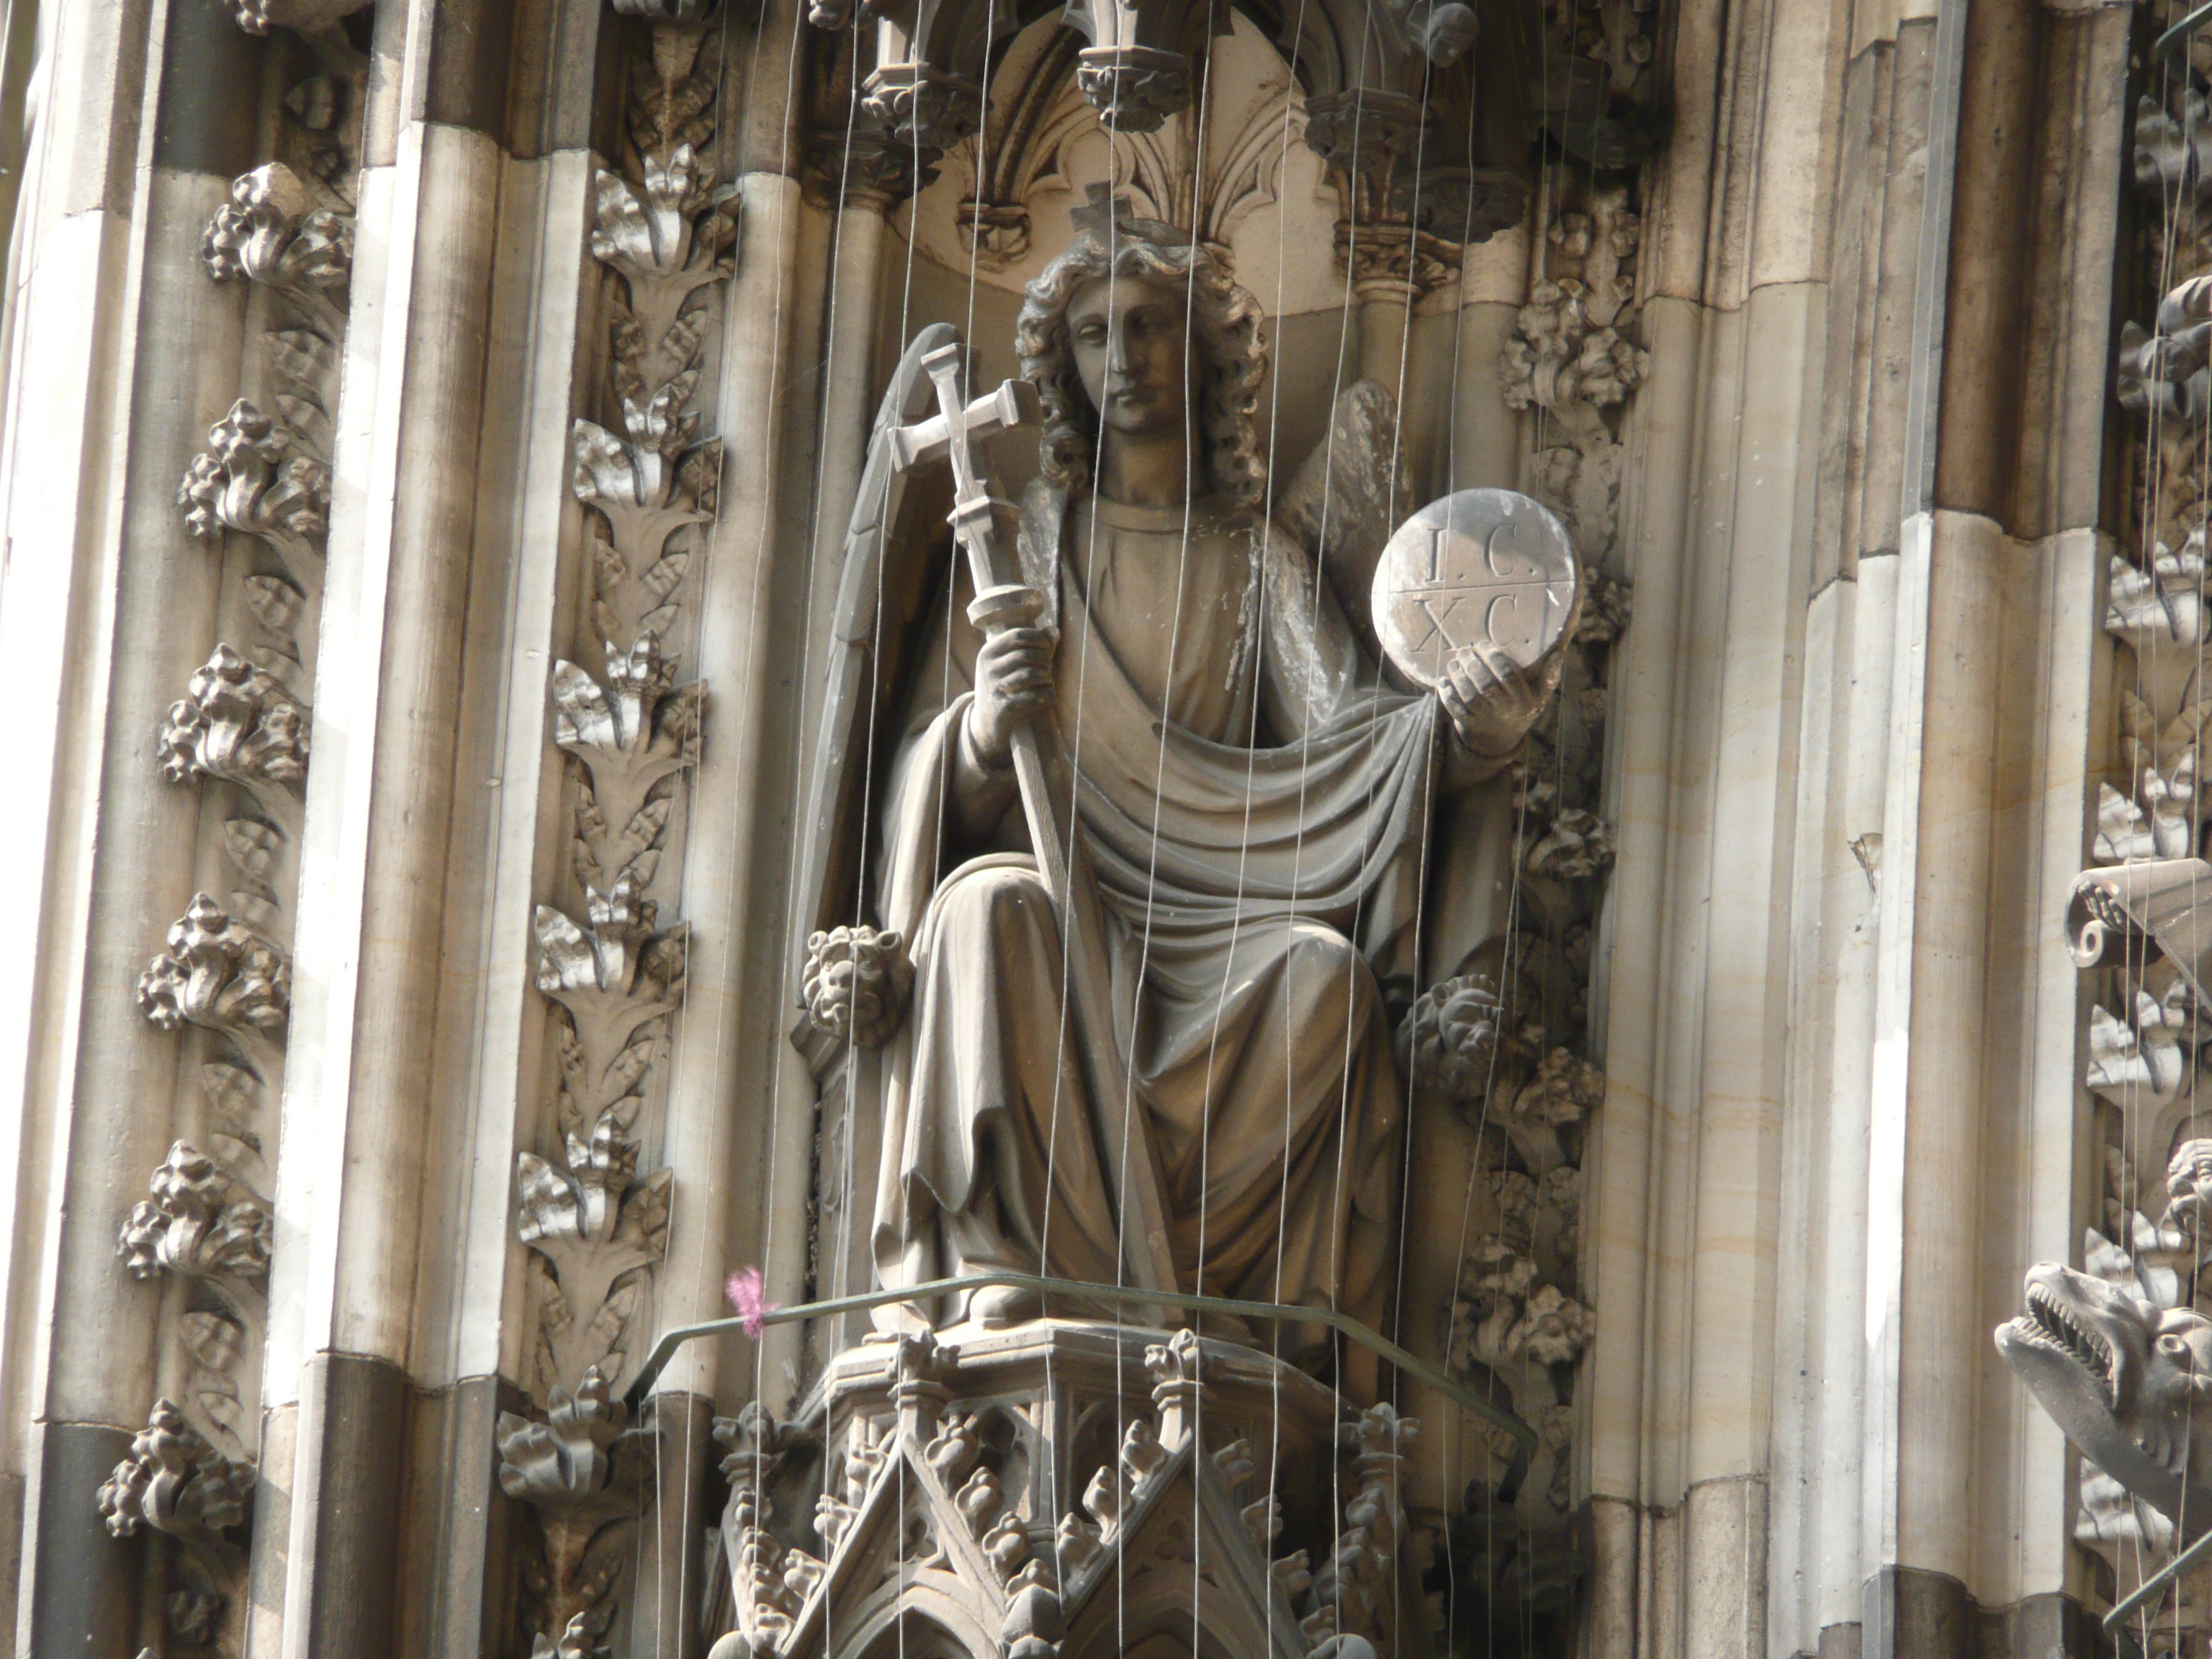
[884,336,1180,1303]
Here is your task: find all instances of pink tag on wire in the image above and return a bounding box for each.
[726,1265,778,1339]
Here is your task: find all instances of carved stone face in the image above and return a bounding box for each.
[1066,273,1198,441]
[1997,1262,2212,1519]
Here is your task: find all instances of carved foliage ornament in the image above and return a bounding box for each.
[119,1142,271,1284]
[503,31,734,1654]
[1501,236,1649,564]
[498,1367,655,1648]
[159,647,310,877]
[102,154,356,1641]
[1372,228,1632,1596]
[99,1399,253,1652]
[137,894,290,1048]
[2079,262,2212,1165]
[179,400,332,562]
[718,1403,825,1654]
[518,20,730,1413]
[202,163,354,331]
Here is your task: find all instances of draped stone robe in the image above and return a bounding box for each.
[869,483,1442,1338]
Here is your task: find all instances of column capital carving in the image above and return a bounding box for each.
[861,62,982,161]
[1072,44,1190,134]
[804,122,925,211]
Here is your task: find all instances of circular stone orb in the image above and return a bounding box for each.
[1370,488,1579,690]
[1419,1,1479,64]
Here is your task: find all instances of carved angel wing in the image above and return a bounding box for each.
[1272,379,1413,660]
[786,324,961,1033]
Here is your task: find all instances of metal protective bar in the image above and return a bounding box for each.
[2105,1523,2212,1637]
[622,1269,1539,1500]
[2157,0,2212,60]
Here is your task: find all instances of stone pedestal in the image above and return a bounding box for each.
[711,1321,1434,1659]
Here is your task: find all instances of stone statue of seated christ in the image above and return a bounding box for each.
[867,199,1557,1362]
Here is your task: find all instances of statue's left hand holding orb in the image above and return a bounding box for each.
[1439,639,1566,760]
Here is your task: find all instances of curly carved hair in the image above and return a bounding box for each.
[1015,235,1268,512]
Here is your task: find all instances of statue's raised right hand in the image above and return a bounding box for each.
[966,608,1056,768]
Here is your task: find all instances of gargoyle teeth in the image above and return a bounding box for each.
[2027,1283,2117,1405]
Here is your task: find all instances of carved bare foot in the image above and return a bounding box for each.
[971,1284,1043,1328]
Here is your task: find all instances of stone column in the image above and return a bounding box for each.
[776,148,907,1367]
[1863,0,2128,1644]
[613,1,809,1642]
[800,180,894,758]
[645,0,805,1414]
[1353,271,1414,395]
[1564,0,1737,1581]
[1761,6,1937,1645]
[1446,221,1529,495]
[266,0,514,1645]
[1584,0,1858,1635]
[359,0,608,1646]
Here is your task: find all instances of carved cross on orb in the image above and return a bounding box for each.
[1370,487,1578,690]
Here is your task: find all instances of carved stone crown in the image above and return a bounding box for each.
[1068,183,1193,252]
